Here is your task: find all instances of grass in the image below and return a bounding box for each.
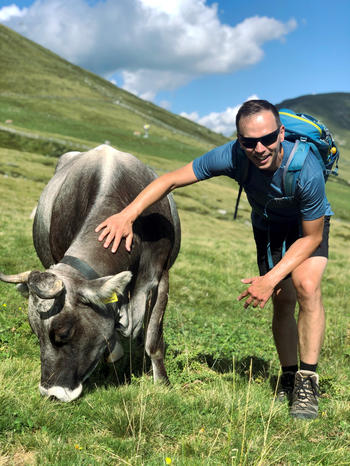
[0,23,350,464]
[1,145,350,465]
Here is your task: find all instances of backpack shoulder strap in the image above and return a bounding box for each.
[283,140,310,197]
[233,146,250,220]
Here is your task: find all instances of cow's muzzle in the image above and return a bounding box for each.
[39,383,83,402]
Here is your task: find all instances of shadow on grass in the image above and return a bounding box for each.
[83,332,151,395]
[206,354,270,378]
[83,344,279,397]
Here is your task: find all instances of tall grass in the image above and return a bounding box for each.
[0,145,350,464]
[1,24,349,464]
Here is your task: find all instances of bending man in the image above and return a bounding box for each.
[96,99,331,420]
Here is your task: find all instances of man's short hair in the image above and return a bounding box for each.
[236,99,281,134]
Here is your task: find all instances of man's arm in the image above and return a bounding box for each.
[95,162,198,253]
[238,216,325,308]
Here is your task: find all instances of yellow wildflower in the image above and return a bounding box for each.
[165,458,172,464]
[74,444,83,450]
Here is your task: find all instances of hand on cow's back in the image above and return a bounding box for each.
[95,212,134,253]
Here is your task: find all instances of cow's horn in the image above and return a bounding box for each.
[0,270,31,283]
[28,271,65,299]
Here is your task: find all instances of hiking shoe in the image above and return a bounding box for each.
[276,371,295,403]
[290,370,319,420]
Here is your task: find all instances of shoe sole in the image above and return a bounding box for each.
[290,411,318,420]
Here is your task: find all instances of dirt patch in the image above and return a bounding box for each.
[0,450,36,465]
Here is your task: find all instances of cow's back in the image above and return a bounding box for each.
[33,145,179,276]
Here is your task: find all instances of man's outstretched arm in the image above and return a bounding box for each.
[95,162,198,253]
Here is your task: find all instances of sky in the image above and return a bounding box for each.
[0,0,349,136]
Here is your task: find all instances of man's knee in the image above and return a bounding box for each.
[293,276,322,303]
[273,291,296,310]
[272,278,296,309]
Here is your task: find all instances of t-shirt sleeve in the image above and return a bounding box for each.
[297,152,327,221]
[192,140,239,180]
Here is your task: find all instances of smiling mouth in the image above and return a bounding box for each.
[255,154,270,162]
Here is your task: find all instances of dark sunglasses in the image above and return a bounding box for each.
[239,127,281,149]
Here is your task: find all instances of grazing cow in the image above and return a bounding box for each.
[0,145,180,402]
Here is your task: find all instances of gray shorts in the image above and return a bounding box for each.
[253,216,330,276]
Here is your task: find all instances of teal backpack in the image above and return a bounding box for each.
[233,109,339,219]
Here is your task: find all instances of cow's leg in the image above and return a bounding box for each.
[145,270,169,383]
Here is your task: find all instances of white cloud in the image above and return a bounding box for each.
[181,95,259,136]
[0,4,27,21]
[0,0,297,100]
[121,69,191,101]
[159,100,171,110]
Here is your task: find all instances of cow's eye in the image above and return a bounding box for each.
[49,326,75,347]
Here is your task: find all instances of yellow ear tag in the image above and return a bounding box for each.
[103,292,119,304]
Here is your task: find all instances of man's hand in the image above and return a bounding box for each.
[95,212,133,253]
[237,275,276,309]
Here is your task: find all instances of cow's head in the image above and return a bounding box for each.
[0,268,132,402]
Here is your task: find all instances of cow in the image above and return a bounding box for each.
[0,144,181,402]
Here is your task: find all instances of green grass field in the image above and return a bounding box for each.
[1,23,350,465]
[0,143,350,465]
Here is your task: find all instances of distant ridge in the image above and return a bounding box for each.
[277,92,350,133]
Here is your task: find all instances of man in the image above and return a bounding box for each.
[96,99,331,420]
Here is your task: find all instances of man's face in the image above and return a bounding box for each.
[238,110,285,171]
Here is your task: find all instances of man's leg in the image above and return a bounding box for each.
[289,255,327,419]
[272,279,298,401]
[272,278,298,367]
[292,256,327,365]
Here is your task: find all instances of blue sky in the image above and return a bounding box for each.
[1,0,349,135]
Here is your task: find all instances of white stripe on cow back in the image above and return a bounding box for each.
[95,144,141,189]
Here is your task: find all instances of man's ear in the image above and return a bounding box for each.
[279,124,285,142]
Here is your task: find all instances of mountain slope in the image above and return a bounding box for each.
[277,93,350,139]
[0,24,227,161]
[277,93,350,183]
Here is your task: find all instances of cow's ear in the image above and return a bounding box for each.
[79,271,132,306]
[16,283,29,298]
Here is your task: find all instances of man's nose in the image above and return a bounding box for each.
[254,141,266,152]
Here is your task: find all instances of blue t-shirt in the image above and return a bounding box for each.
[192,139,333,231]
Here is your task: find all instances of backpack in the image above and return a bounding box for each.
[233,108,339,219]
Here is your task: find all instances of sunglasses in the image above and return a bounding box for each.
[239,127,281,149]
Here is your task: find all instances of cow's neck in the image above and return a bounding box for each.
[59,255,100,280]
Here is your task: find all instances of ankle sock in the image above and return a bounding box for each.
[300,361,318,373]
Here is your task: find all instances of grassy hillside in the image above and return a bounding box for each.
[0,23,227,163]
[0,25,350,465]
[1,147,350,465]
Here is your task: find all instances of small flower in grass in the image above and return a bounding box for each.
[2,303,6,307]
[74,444,83,450]
[18,307,22,311]
[165,457,172,464]
[199,427,205,433]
